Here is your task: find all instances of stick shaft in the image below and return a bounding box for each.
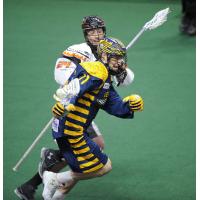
[126,27,145,49]
[12,117,54,171]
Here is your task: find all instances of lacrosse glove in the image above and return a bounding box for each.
[52,102,65,118]
[123,94,144,112]
[52,102,76,118]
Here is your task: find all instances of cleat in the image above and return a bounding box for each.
[38,147,62,178]
[14,184,35,200]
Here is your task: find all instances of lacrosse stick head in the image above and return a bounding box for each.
[144,8,170,30]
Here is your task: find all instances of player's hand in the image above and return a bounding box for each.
[123,94,144,112]
[52,102,66,118]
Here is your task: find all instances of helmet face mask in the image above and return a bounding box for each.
[82,16,106,48]
[97,37,127,75]
[108,56,126,75]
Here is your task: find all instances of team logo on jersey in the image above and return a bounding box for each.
[103,83,110,89]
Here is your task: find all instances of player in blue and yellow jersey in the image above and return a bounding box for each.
[42,37,144,200]
[15,16,135,200]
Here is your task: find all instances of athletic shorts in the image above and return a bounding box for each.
[56,135,108,173]
[52,119,101,140]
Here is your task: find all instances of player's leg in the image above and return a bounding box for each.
[42,135,111,199]
[51,158,111,200]
[48,121,105,199]
[38,121,104,179]
[14,148,63,200]
[43,159,112,200]
[14,121,104,199]
[14,175,40,200]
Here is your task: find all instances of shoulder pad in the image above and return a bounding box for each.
[80,61,108,81]
[62,43,92,62]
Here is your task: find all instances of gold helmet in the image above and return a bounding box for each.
[97,37,126,59]
[97,37,127,75]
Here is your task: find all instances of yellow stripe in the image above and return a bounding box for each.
[81,75,90,85]
[68,136,84,144]
[78,98,91,107]
[83,163,104,173]
[80,158,99,169]
[74,106,89,115]
[53,110,62,116]
[73,147,90,155]
[67,113,87,123]
[77,154,94,161]
[64,129,83,136]
[65,121,83,131]
[79,74,87,81]
[83,93,95,101]
[92,89,99,94]
[71,140,87,148]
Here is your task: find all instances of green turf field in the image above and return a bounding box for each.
[4,0,196,199]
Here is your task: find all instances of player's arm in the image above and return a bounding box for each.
[69,72,103,105]
[52,71,103,117]
[102,86,143,118]
[54,44,91,86]
[54,57,77,86]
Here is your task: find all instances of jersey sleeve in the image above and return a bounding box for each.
[62,44,91,64]
[54,57,77,86]
[69,71,103,105]
[102,85,134,119]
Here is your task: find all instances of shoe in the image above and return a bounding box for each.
[180,14,190,33]
[14,184,35,200]
[38,147,62,178]
[186,24,196,36]
[42,171,60,200]
[186,18,196,36]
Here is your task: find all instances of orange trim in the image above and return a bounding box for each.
[56,61,71,69]
[63,51,87,62]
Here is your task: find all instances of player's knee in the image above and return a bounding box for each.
[97,159,112,177]
[98,139,105,150]
[92,135,105,150]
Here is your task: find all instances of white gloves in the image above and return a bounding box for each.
[53,78,80,104]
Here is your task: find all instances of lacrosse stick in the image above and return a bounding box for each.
[12,79,80,171]
[126,7,170,50]
[113,8,170,86]
[12,117,54,171]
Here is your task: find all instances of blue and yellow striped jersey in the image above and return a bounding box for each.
[52,61,133,139]
[52,61,134,173]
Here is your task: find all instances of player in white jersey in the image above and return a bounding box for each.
[14,16,134,200]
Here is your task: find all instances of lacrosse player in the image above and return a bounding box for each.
[15,16,134,200]
[42,37,143,200]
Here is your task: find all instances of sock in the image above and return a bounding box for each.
[57,171,73,184]
[25,172,42,189]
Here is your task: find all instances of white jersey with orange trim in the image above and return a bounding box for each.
[54,43,96,86]
[54,42,134,86]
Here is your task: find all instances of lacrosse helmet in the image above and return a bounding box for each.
[82,16,106,48]
[97,37,127,75]
[82,16,106,35]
